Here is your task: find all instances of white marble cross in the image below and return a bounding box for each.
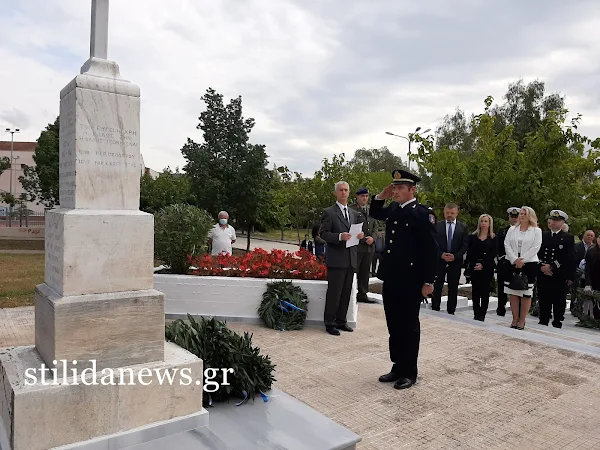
[90,0,109,60]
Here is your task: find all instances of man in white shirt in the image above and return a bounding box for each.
[208,211,236,256]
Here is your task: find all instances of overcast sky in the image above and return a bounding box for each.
[1,0,600,176]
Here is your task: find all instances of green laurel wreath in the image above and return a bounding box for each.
[258,280,309,331]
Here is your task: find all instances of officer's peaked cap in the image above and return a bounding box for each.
[507,207,520,216]
[549,209,568,221]
[391,169,420,185]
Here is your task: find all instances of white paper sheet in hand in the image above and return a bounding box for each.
[346,223,363,247]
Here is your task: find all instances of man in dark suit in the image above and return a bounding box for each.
[431,202,468,314]
[574,230,595,286]
[495,207,521,316]
[349,187,378,303]
[319,181,364,335]
[370,169,438,389]
[537,209,576,328]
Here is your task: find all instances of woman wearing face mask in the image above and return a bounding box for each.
[207,211,237,256]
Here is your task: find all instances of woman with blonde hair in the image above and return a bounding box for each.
[465,214,497,321]
[503,206,542,329]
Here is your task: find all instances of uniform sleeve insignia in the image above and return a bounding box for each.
[429,214,435,224]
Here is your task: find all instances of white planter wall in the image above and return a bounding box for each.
[154,274,359,328]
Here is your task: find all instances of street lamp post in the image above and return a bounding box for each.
[4,128,20,197]
[385,127,430,171]
[4,128,20,218]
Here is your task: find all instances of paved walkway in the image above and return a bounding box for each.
[1,303,599,449]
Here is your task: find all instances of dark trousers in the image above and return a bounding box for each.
[324,267,354,326]
[471,272,493,319]
[356,252,373,301]
[432,261,462,313]
[372,252,382,275]
[382,281,422,380]
[537,275,567,325]
[496,271,508,315]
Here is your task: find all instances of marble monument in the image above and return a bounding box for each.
[0,1,206,449]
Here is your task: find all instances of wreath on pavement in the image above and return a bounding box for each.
[258,280,309,331]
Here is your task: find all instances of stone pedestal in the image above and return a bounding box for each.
[0,51,205,449]
[0,343,206,450]
[35,285,165,375]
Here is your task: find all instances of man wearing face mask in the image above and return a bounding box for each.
[208,211,237,256]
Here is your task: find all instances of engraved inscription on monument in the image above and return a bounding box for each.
[57,84,142,210]
[44,213,64,294]
[59,89,77,207]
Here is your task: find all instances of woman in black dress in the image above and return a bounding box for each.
[465,214,497,321]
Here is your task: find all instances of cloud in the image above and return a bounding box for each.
[1,0,600,177]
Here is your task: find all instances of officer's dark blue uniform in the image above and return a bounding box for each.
[537,209,575,328]
[369,169,439,389]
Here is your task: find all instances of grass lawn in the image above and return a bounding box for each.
[0,239,45,251]
[251,228,309,243]
[0,245,249,308]
[0,253,44,308]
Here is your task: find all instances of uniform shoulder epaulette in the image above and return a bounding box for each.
[415,202,437,224]
[416,203,433,212]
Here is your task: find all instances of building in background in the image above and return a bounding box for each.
[0,141,42,214]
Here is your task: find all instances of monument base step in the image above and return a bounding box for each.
[120,388,360,450]
[0,342,204,450]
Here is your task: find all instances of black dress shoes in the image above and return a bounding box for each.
[335,324,353,332]
[357,298,376,303]
[394,378,416,390]
[378,372,401,383]
[551,321,562,329]
[325,325,340,335]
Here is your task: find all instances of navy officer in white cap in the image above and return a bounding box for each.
[536,209,576,328]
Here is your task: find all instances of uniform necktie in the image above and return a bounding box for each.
[447,221,453,252]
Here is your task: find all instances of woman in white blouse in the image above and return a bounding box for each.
[503,206,542,329]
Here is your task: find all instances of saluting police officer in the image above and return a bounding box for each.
[496,207,520,316]
[369,169,439,389]
[537,210,576,328]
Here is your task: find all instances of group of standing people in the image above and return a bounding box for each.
[427,202,583,330]
[318,169,438,390]
[317,166,599,391]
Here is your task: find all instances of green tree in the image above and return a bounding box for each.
[140,167,194,214]
[257,165,292,240]
[0,156,8,177]
[154,204,214,274]
[434,79,565,155]
[491,79,565,149]
[20,117,60,208]
[415,96,600,235]
[181,88,270,251]
[0,157,11,205]
[349,146,407,172]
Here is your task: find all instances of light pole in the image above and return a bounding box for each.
[385,127,430,171]
[4,128,20,197]
[4,128,20,218]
